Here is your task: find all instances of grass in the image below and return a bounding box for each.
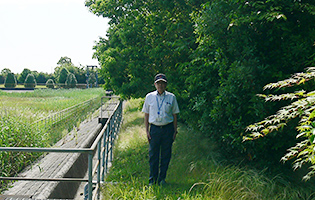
[0,84,46,89]
[0,88,104,122]
[101,98,315,200]
[0,88,106,192]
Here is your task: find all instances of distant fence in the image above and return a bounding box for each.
[32,97,101,131]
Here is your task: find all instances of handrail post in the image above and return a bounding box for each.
[105,125,109,173]
[110,116,113,162]
[88,152,93,200]
[97,140,101,200]
[102,125,107,181]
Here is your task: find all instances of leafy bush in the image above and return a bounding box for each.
[245,67,315,180]
[24,74,37,88]
[65,73,77,88]
[4,72,17,88]
[46,79,55,89]
[57,67,69,84]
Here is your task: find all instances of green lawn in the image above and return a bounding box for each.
[101,98,315,200]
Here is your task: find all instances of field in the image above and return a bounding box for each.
[0,88,106,191]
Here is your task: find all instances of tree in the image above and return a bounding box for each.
[65,73,77,88]
[4,72,17,88]
[57,56,72,66]
[245,67,315,180]
[86,0,315,171]
[0,75,4,84]
[57,67,69,85]
[36,72,47,84]
[182,0,315,162]
[86,0,203,98]
[46,79,55,89]
[54,58,86,84]
[18,68,31,84]
[1,68,11,78]
[24,74,37,88]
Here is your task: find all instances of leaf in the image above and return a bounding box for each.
[298,78,306,85]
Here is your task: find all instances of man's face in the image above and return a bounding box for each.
[155,81,167,94]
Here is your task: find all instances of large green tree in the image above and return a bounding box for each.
[86,0,204,99]
[185,0,315,162]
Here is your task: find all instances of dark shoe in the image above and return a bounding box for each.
[158,179,166,186]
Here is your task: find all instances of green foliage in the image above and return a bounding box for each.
[245,67,315,180]
[36,72,47,84]
[185,0,315,160]
[86,0,203,99]
[0,88,105,191]
[0,115,46,191]
[57,67,69,84]
[24,73,37,88]
[57,56,72,66]
[46,79,55,89]
[18,68,32,84]
[65,72,77,88]
[1,68,11,78]
[87,0,315,173]
[4,72,17,88]
[54,62,86,84]
[0,75,4,84]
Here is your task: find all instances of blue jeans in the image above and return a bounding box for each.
[149,123,174,183]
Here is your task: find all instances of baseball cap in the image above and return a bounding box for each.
[154,73,167,83]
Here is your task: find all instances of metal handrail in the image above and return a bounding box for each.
[0,98,123,200]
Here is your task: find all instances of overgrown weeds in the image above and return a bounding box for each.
[0,88,105,192]
[102,98,315,200]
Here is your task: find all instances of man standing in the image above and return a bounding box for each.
[142,73,180,186]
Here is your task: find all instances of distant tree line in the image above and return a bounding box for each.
[0,56,104,88]
[86,0,315,177]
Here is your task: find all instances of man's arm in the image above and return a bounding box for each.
[173,114,178,140]
[145,113,151,142]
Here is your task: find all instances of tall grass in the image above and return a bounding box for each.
[0,88,104,121]
[101,98,315,200]
[0,88,106,192]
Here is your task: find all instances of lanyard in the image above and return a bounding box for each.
[156,94,165,115]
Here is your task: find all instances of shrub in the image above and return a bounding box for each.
[65,73,77,88]
[245,67,315,180]
[4,72,17,88]
[57,67,69,85]
[24,74,37,88]
[46,79,55,89]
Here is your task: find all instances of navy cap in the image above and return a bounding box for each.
[154,73,167,83]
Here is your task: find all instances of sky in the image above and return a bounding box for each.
[0,0,109,74]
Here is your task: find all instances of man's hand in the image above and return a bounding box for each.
[145,113,150,142]
[147,130,151,142]
[173,131,177,140]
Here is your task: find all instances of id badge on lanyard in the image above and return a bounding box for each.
[156,95,165,122]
